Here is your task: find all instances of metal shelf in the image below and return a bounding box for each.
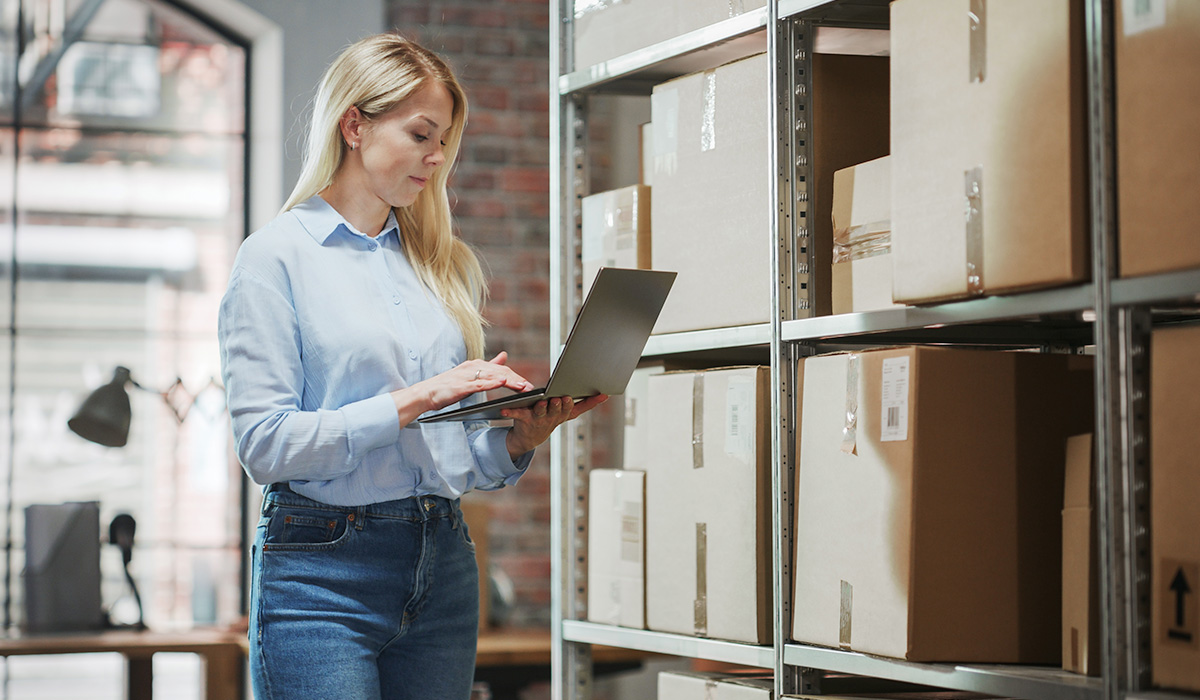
[1124,691,1200,700]
[557,0,890,96]
[644,323,773,357]
[558,9,767,95]
[563,621,775,669]
[782,284,1095,344]
[1111,268,1200,308]
[784,644,1104,700]
[780,0,890,23]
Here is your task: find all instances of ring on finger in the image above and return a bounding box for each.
[474,369,481,380]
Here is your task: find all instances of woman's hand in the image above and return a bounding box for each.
[391,351,533,427]
[501,394,609,459]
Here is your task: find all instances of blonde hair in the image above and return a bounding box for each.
[283,33,487,359]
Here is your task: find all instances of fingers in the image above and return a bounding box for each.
[466,357,533,392]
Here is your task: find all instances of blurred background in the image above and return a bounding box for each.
[0,0,598,696]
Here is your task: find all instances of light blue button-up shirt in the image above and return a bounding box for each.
[218,195,532,506]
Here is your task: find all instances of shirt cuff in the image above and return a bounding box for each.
[476,426,534,487]
[338,393,401,460]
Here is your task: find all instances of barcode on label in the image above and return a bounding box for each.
[880,356,910,442]
[729,404,740,437]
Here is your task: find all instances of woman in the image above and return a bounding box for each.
[218,33,605,699]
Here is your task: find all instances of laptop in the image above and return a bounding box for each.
[418,267,676,423]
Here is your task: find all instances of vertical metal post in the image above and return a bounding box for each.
[1117,308,1153,693]
[770,7,809,697]
[549,1,592,697]
[1084,2,1142,700]
[791,21,815,320]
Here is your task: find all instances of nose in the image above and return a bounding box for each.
[426,143,446,167]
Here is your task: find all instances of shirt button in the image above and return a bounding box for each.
[368,242,377,251]
[392,295,401,305]
[408,350,417,360]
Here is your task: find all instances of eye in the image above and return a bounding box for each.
[413,133,429,143]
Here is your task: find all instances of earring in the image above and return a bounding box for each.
[350,142,357,151]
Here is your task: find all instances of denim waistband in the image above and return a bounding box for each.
[263,482,459,520]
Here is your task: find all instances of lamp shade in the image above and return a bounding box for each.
[68,367,133,447]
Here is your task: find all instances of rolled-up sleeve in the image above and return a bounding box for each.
[219,269,400,485]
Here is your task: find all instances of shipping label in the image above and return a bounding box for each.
[1122,0,1166,36]
[880,356,910,442]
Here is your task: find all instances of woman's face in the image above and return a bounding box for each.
[357,82,455,209]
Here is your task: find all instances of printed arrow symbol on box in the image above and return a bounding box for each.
[1171,568,1191,629]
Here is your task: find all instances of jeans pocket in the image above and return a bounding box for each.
[454,506,477,553]
[262,506,353,552]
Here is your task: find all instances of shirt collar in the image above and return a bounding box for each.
[292,195,400,246]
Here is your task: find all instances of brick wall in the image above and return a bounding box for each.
[386,0,556,627]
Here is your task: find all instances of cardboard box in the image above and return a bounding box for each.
[1116,1,1200,278]
[459,499,491,631]
[587,469,645,628]
[572,0,766,71]
[831,156,899,315]
[1062,433,1100,676]
[623,362,666,471]
[650,54,772,333]
[793,347,1094,662]
[814,56,891,316]
[581,185,652,293]
[890,0,1088,304]
[646,366,771,644]
[649,51,886,331]
[1150,324,1200,692]
[659,672,773,700]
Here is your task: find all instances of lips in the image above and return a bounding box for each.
[410,176,428,187]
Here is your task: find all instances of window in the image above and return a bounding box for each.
[0,0,247,694]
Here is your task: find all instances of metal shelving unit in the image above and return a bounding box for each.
[549,1,1182,700]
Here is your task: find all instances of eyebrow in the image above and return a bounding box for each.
[417,116,449,135]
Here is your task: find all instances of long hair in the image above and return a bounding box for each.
[283,33,487,360]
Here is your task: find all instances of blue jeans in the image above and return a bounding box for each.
[249,483,479,700]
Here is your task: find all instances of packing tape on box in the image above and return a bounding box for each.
[841,354,859,455]
[727,0,746,15]
[693,373,705,470]
[573,0,626,20]
[833,225,891,264]
[839,579,853,648]
[701,70,717,152]
[965,166,985,296]
[652,88,679,176]
[695,522,708,636]
[969,0,986,83]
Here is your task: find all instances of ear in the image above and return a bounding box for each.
[338,105,365,151]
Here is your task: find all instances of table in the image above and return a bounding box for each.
[0,627,653,700]
[0,628,243,700]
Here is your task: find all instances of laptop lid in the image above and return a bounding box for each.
[418,267,675,423]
